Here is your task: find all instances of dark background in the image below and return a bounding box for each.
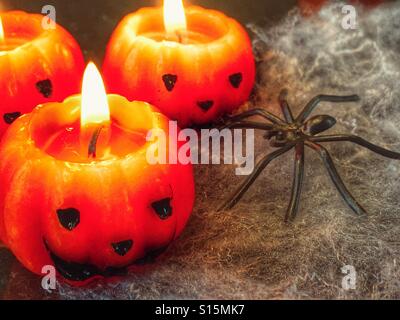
[3,0,297,65]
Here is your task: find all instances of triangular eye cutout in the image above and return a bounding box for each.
[3,112,21,125]
[162,74,178,92]
[197,100,214,112]
[57,208,80,231]
[36,79,53,98]
[112,240,133,257]
[151,198,172,220]
[229,72,243,89]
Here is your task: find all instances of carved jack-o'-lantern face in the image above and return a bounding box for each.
[103,6,255,127]
[39,183,189,283]
[0,96,195,285]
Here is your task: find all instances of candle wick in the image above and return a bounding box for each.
[166,30,185,43]
[88,125,104,159]
[177,32,183,44]
[174,30,185,44]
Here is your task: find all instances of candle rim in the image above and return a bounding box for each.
[26,94,164,166]
[0,11,58,53]
[0,35,34,52]
[123,5,234,47]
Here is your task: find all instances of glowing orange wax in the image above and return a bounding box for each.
[41,119,148,163]
[0,11,84,137]
[37,63,148,162]
[0,63,195,285]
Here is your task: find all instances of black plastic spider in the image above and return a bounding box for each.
[218,89,400,222]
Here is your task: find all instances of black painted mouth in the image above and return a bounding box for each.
[43,239,168,282]
[43,239,127,282]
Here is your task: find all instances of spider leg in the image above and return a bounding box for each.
[309,135,400,160]
[218,144,294,211]
[219,120,274,131]
[305,141,366,216]
[296,94,360,123]
[227,108,285,125]
[279,89,294,123]
[285,143,305,222]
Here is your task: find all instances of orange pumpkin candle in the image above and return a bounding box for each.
[0,11,84,136]
[0,63,195,285]
[103,1,255,127]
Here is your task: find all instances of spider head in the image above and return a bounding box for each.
[266,124,299,147]
[301,115,336,136]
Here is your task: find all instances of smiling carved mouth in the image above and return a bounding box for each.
[43,239,168,282]
[43,239,127,282]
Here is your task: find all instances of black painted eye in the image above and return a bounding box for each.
[57,208,80,231]
[112,240,133,257]
[151,198,172,220]
[162,74,178,92]
[229,73,243,89]
[3,112,21,124]
[36,79,53,98]
[197,100,214,112]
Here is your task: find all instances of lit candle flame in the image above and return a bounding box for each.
[0,16,5,43]
[81,62,110,128]
[163,0,187,36]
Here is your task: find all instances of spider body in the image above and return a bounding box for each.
[219,90,400,221]
[265,115,336,147]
